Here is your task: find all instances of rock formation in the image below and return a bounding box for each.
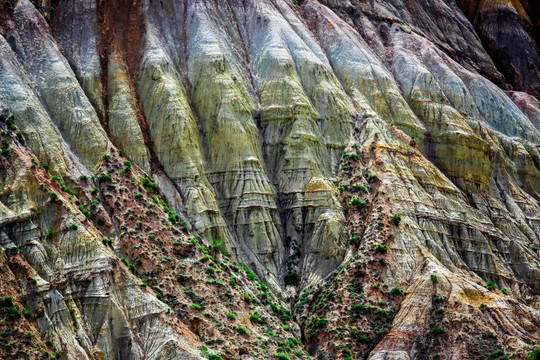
[0,0,539,359]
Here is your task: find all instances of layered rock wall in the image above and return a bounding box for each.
[0,0,539,359]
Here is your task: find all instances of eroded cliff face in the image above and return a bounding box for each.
[456,0,540,96]
[0,0,539,359]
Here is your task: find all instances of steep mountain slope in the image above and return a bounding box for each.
[456,0,540,95]
[0,0,539,359]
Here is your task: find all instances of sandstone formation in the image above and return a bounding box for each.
[0,0,539,359]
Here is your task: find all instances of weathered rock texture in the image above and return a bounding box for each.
[456,0,540,96]
[0,0,539,359]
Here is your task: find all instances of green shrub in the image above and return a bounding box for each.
[191,303,202,311]
[90,187,100,195]
[79,206,91,219]
[102,238,113,247]
[45,228,54,239]
[431,327,443,335]
[155,292,164,301]
[68,224,78,230]
[376,308,389,319]
[142,177,158,193]
[350,197,367,210]
[227,312,237,320]
[124,160,132,173]
[97,173,112,183]
[6,306,21,320]
[479,303,486,310]
[234,326,249,335]
[486,281,497,291]
[16,131,25,144]
[179,220,189,233]
[23,309,33,318]
[210,237,222,252]
[50,191,58,201]
[501,288,509,295]
[0,297,14,307]
[430,275,438,283]
[249,312,262,323]
[390,287,404,296]
[61,184,74,196]
[120,257,136,274]
[270,302,293,321]
[170,213,182,226]
[358,335,372,343]
[97,218,106,226]
[102,154,110,162]
[353,184,368,193]
[433,296,443,303]
[527,349,540,360]
[374,244,388,254]
[489,351,505,359]
[1,139,10,156]
[9,246,23,255]
[392,213,402,226]
[80,175,88,182]
[242,265,259,282]
[366,173,377,182]
[50,175,61,183]
[274,354,290,360]
[307,316,328,331]
[208,355,223,360]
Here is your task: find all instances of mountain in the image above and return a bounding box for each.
[0,0,539,359]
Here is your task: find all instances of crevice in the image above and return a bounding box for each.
[96,0,111,134]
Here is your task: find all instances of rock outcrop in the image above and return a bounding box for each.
[456,0,540,96]
[0,0,539,359]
